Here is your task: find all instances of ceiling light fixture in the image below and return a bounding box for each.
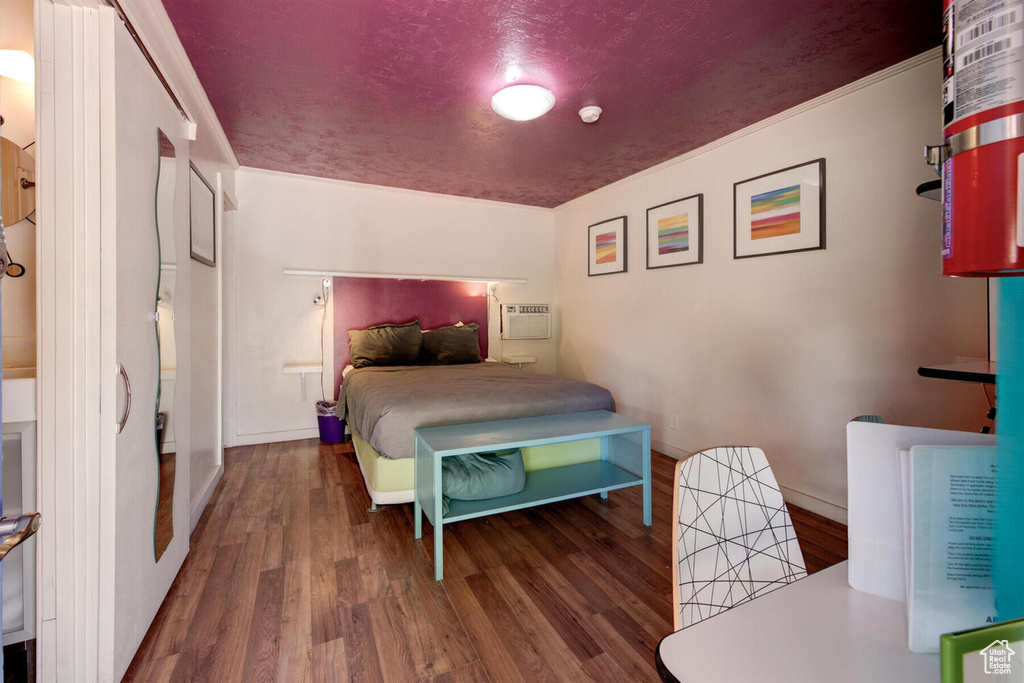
[579,105,602,123]
[0,50,34,84]
[491,84,555,121]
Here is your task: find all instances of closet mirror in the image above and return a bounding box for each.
[155,130,177,561]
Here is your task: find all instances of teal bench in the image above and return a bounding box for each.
[413,409,652,580]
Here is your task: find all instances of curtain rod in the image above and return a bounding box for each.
[105,0,190,122]
[282,269,528,285]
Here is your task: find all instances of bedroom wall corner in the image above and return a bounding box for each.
[552,53,987,523]
[224,168,556,446]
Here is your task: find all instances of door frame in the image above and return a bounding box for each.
[35,1,112,679]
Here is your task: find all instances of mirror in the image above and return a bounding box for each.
[154,130,176,561]
[0,135,35,226]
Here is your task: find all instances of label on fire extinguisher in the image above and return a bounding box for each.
[948,0,1024,125]
[943,158,954,259]
[944,4,956,126]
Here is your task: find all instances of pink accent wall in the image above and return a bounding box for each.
[333,277,488,397]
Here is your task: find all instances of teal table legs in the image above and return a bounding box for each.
[434,457,444,580]
[643,428,652,527]
[414,438,424,540]
[434,519,444,581]
[600,436,610,499]
[414,497,422,539]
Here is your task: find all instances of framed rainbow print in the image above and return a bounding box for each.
[647,194,703,269]
[588,216,628,276]
[733,158,825,259]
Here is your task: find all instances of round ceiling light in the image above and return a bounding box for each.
[491,84,555,121]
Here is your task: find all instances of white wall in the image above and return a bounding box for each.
[226,168,555,446]
[553,53,988,522]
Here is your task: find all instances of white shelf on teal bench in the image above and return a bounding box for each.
[443,460,643,523]
[414,409,651,580]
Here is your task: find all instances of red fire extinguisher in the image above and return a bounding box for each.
[932,0,1024,276]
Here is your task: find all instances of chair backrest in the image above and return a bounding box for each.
[672,446,807,631]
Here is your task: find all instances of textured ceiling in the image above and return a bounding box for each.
[162,0,940,208]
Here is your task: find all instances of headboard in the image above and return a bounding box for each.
[332,277,488,397]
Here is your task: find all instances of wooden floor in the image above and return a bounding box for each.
[124,439,847,682]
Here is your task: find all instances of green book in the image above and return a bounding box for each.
[941,617,1024,682]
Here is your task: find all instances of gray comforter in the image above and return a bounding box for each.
[337,363,615,459]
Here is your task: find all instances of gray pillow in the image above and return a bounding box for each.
[422,323,483,364]
[348,320,422,368]
[441,449,526,515]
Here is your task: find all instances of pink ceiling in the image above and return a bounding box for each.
[162,0,940,208]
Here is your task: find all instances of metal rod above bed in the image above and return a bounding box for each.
[282,268,528,285]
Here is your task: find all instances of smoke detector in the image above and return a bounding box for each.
[579,105,602,123]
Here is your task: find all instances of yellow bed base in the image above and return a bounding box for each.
[349,427,601,505]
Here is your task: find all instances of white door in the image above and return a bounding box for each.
[102,17,189,681]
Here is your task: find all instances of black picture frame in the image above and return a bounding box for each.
[733,158,825,260]
[646,193,704,270]
[189,162,216,267]
[588,216,628,277]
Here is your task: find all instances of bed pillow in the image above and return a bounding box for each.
[441,449,526,515]
[421,323,483,364]
[348,320,422,368]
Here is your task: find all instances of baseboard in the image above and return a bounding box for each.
[653,441,846,524]
[652,439,691,460]
[230,427,320,447]
[780,485,848,525]
[190,464,224,533]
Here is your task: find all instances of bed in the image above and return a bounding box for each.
[336,362,616,505]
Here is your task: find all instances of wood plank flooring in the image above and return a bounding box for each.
[123,439,847,682]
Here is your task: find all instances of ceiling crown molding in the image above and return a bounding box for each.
[554,47,942,213]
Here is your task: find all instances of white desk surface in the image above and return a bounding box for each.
[657,562,940,683]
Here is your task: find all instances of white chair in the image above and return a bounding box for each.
[672,446,807,631]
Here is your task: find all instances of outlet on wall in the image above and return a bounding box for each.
[669,414,679,430]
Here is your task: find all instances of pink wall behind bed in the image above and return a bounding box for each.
[333,277,488,398]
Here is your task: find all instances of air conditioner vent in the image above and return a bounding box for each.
[501,304,550,340]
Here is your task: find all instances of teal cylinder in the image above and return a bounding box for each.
[995,278,1024,620]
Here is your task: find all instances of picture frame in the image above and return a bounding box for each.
[189,162,216,267]
[588,216,628,276]
[646,193,703,269]
[733,158,825,260]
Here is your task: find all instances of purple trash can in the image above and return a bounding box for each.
[316,401,345,443]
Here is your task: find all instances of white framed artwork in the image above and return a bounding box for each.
[647,193,703,269]
[734,158,825,259]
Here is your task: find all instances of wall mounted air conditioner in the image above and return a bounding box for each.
[501,304,550,340]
